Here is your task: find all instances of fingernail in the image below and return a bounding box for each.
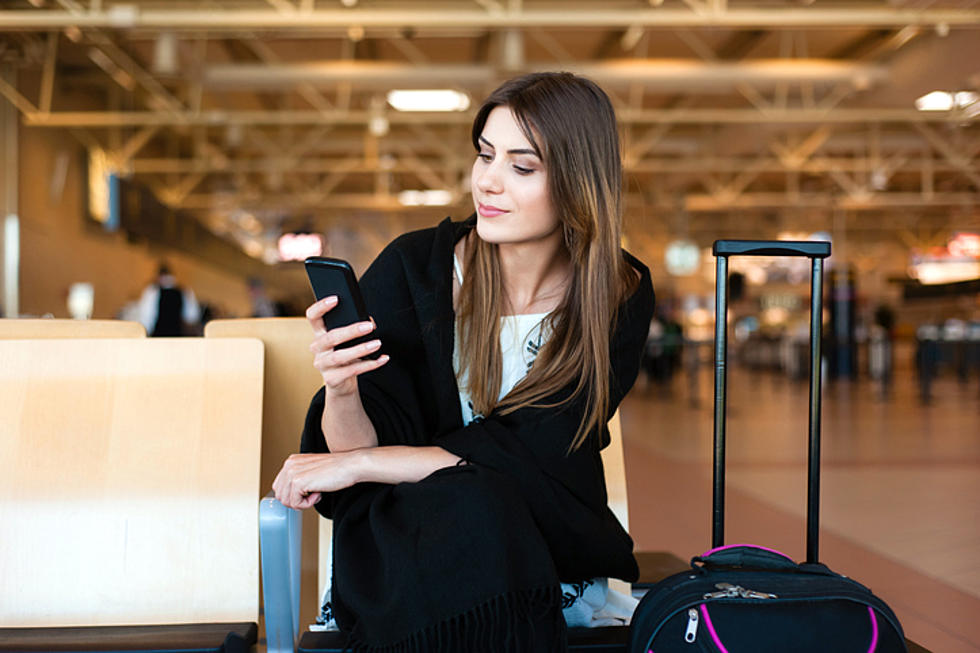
[358,322,374,333]
[378,354,389,363]
[323,295,338,305]
[366,339,381,350]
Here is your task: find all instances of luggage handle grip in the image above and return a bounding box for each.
[713,240,831,259]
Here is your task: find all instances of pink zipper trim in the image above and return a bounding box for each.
[699,604,730,653]
[867,607,879,652]
[701,543,795,562]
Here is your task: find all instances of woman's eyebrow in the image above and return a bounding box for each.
[478,136,539,158]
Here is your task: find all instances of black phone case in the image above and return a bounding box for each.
[304,257,378,357]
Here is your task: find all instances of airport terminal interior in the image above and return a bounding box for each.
[1,2,978,652]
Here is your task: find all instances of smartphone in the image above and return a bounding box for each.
[304,256,378,357]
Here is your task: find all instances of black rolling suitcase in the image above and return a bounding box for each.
[628,240,907,653]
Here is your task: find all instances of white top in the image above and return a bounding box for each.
[451,254,549,424]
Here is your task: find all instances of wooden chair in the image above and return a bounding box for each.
[0,337,263,652]
[0,318,146,338]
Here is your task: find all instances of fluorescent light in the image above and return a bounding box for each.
[915,91,954,111]
[397,189,453,206]
[915,90,979,111]
[387,89,470,112]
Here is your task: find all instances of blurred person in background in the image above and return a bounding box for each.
[248,277,282,318]
[137,263,201,336]
[869,304,895,398]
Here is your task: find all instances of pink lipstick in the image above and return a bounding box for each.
[478,203,508,217]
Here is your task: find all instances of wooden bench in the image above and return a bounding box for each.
[0,337,263,652]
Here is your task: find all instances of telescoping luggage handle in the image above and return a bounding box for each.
[712,239,832,564]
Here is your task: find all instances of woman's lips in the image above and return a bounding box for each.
[478,203,508,217]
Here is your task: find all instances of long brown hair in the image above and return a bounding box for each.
[456,72,636,451]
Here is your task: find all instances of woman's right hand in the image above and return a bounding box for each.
[307,296,389,398]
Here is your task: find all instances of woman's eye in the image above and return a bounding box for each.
[477,152,493,163]
[513,165,534,175]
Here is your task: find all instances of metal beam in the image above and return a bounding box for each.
[84,31,186,113]
[243,36,334,113]
[175,189,980,213]
[0,75,38,115]
[39,31,58,113]
[201,59,888,89]
[4,7,980,30]
[770,125,833,169]
[21,107,977,127]
[913,123,980,190]
[684,192,979,211]
[127,155,977,176]
[113,125,161,168]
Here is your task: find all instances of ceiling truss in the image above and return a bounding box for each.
[1,0,978,257]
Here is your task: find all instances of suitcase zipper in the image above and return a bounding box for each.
[702,582,778,600]
[684,607,699,643]
[631,574,907,652]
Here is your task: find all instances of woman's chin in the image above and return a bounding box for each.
[474,217,508,244]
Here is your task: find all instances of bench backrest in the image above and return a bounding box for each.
[0,318,146,338]
[603,410,630,533]
[204,317,325,626]
[0,337,263,627]
[204,318,322,495]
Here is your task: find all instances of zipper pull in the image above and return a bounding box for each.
[685,607,699,643]
[743,589,778,600]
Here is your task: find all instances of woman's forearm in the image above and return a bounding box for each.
[321,390,379,452]
[273,444,462,509]
[353,445,462,485]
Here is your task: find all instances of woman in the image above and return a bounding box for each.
[273,72,655,652]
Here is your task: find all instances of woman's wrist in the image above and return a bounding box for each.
[320,388,379,451]
[330,447,362,487]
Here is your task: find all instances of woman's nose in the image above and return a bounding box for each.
[475,163,502,194]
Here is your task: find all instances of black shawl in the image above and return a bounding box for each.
[301,217,655,651]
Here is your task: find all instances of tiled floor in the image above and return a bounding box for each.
[620,354,980,653]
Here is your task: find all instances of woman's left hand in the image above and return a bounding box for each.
[272,451,362,510]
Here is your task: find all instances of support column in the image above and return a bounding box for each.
[1,64,19,318]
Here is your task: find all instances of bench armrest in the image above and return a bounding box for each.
[260,493,302,653]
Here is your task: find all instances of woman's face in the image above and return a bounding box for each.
[471,106,560,248]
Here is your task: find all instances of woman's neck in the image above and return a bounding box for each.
[496,234,571,316]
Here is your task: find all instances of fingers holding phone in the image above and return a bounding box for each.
[305,258,389,395]
[309,317,388,395]
[305,294,338,336]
